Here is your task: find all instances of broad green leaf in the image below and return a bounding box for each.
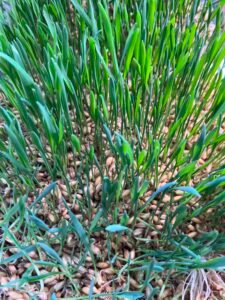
[30,182,57,208]
[63,198,90,251]
[137,150,147,167]
[71,134,81,153]
[37,242,64,266]
[174,186,201,198]
[116,291,145,299]
[121,24,140,77]
[71,0,91,27]
[98,2,119,74]
[0,52,34,85]
[195,257,225,270]
[0,245,36,264]
[106,224,129,233]
[192,125,206,161]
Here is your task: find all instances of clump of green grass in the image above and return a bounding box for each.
[1,0,225,299]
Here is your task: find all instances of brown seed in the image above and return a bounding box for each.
[4,187,11,196]
[17,268,25,275]
[160,174,168,182]
[48,213,57,223]
[74,204,80,212]
[85,256,92,262]
[62,254,72,265]
[188,224,195,231]
[95,183,102,193]
[102,268,114,275]
[76,160,81,166]
[74,192,82,200]
[130,277,139,288]
[54,187,62,199]
[38,292,48,300]
[145,190,152,197]
[69,168,75,179]
[91,244,101,256]
[160,214,167,220]
[53,281,65,292]
[192,217,201,224]
[59,183,67,192]
[136,223,146,228]
[188,231,198,238]
[199,158,205,165]
[62,190,68,197]
[122,189,130,199]
[10,275,18,281]
[174,195,182,201]
[206,164,212,173]
[93,168,100,178]
[150,204,157,210]
[8,265,17,274]
[156,225,163,230]
[206,208,213,214]
[115,260,122,268]
[106,156,114,167]
[28,251,38,259]
[151,231,158,237]
[163,195,171,203]
[186,142,192,150]
[96,273,104,286]
[174,190,183,196]
[74,272,82,279]
[160,219,165,225]
[67,234,76,247]
[82,286,99,295]
[95,176,102,186]
[7,292,28,300]
[128,216,135,225]
[133,228,143,237]
[202,151,207,161]
[163,126,169,134]
[0,276,8,285]
[62,209,68,217]
[153,216,159,223]
[124,249,130,260]
[158,279,163,287]
[130,250,135,260]
[160,289,171,298]
[111,242,117,250]
[97,262,109,269]
[141,213,150,221]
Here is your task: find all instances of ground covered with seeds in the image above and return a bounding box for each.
[1,1,225,300]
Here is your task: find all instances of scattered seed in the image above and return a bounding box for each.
[188,231,198,238]
[97,262,109,269]
[106,156,114,167]
[91,244,101,256]
[156,225,163,230]
[122,189,130,199]
[95,176,102,186]
[192,217,201,224]
[130,277,139,288]
[133,228,143,237]
[82,286,99,295]
[188,224,195,231]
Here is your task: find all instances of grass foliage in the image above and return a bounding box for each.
[1,0,225,298]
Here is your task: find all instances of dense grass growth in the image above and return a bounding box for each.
[1,0,225,299]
